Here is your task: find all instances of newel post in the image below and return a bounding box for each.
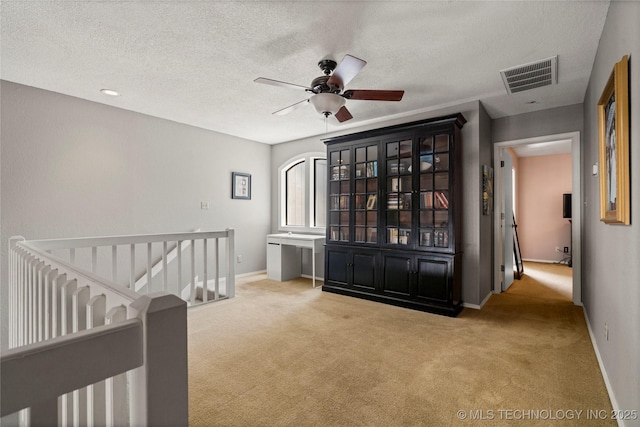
[226,228,235,298]
[128,292,188,426]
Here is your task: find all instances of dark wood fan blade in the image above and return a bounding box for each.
[327,55,367,89]
[273,99,309,115]
[335,106,353,123]
[254,77,310,91]
[343,90,404,101]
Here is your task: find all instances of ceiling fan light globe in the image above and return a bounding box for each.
[309,93,345,116]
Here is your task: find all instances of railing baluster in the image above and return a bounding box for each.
[105,306,128,427]
[162,241,168,292]
[203,239,208,303]
[226,229,236,298]
[43,269,58,341]
[9,246,14,348]
[87,295,107,427]
[177,241,183,299]
[214,238,220,300]
[147,242,152,294]
[190,240,196,305]
[51,273,67,339]
[29,258,41,345]
[60,279,78,427]
[37,265,51,342]
[72,286,91,427]
[130,244,135,289]
[17,253,23,346]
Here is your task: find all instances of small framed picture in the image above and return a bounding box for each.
[232,172,251,200]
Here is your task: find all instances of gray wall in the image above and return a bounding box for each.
[0,81,272,350]
[478,103,493,303]
[272,101,492,306]
[492,103,583,143]
[582,1,640,420]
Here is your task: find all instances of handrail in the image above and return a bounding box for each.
[16,238,139,303]
[14,228,236,305]
[24,230,231,251]
[1,319,143,416]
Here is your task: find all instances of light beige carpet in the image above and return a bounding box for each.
[188,262,613,426]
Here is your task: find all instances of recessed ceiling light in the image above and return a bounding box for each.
[100,89,119,96]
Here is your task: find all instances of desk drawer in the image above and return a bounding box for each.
[280,238,313,248]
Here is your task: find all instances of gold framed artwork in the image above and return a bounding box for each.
[598,55,630,225]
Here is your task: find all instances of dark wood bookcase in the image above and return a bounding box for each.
[323,114,466,316]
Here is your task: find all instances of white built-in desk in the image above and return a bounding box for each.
[266,233,325,287]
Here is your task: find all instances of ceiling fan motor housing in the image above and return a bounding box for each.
[318,59,337,75]
[310,76,342,94]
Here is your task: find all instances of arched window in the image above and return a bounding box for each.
[279,153,326,231]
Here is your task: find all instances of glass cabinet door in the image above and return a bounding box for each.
[329,148,351,242]
[354,144,378,243]
[385,139,413,246]
[419,134,450,249]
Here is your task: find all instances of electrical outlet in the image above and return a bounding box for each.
[237,255,242,263]
[564,247,569,253]
[605,323,609,341]
[201,201,209,210]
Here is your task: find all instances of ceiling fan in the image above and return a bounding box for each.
[254,54,404,123]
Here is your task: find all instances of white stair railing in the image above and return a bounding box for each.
[13,229,236,306]
[2,229,234,426]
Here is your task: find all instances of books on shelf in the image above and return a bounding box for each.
[387,228,398,244]
[387,193,399,210]
[435,191,449,209]
[420,230,432,247]
[366,227,377,243]
[434,230,449,247]
[366,161,378,177]
[420,192,433,209]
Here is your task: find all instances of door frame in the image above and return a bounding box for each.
[493,131,582,305]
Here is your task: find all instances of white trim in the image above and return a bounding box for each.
[582,307,624,427]
[493,131,582,305]
[278,152,327,234]
[521,258,556,264]
[463,291,492,310]
[236,269,267,278]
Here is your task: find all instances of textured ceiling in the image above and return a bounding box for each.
[1,1,610,144]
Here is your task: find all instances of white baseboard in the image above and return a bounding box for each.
[463,291,492,310]
[301,273,325,281]
[237,269,266,278]
[522,258,556,264]
[582,306,624,427]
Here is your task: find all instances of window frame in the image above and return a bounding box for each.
[278,152,327,234]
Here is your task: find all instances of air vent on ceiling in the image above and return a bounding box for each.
[500,56,557,94]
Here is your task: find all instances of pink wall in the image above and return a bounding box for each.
[516,154,572,262]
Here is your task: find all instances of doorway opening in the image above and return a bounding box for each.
[493,132,581,305]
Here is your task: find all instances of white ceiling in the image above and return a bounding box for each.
[1,1,610,145]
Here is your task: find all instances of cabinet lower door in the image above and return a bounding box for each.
[415,257,451,303]
[382,254,412,297]
[326,248,349,286]
[352,252,377,290]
